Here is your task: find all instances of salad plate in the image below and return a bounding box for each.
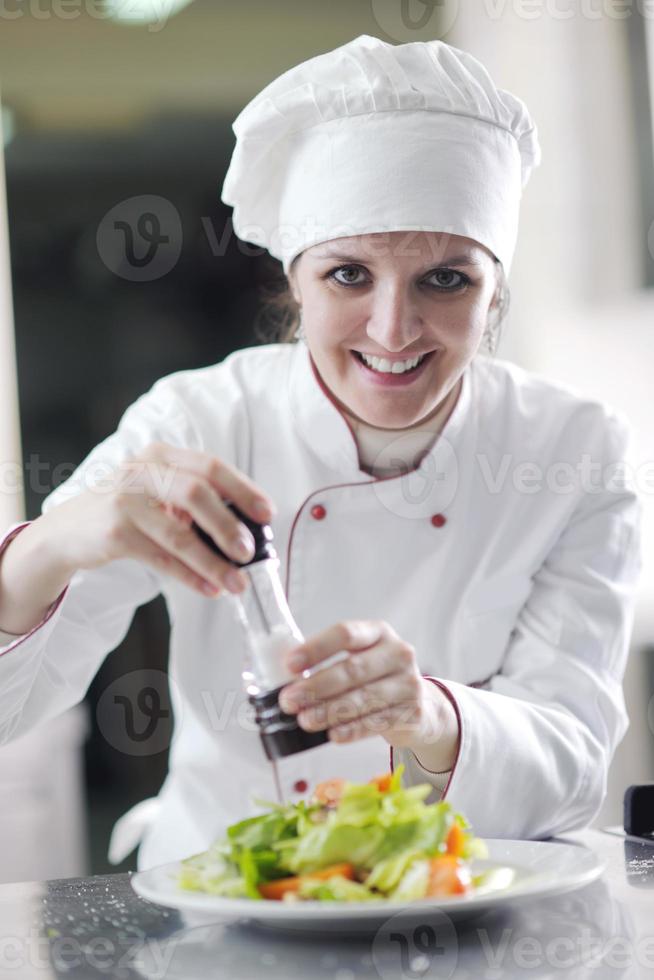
[131,770,604,930]
[132,839,604,929]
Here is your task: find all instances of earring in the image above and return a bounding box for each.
[294,312,306,343]
[484,322,496,356]
[484,279,507,356]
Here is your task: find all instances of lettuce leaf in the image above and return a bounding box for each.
[388,858,430,902]
[298,875,383,902]
[288,824,385,874]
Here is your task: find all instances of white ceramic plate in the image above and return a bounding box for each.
[131,839,604,931]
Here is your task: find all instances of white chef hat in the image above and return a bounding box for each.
[221,34,541,277]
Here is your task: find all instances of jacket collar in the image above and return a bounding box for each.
[287,340,472,483]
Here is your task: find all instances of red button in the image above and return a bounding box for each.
[431,513,447,528]
[293,779,308,794]
[310,504,326,520]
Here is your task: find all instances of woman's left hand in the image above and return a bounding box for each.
[279,620,460,773]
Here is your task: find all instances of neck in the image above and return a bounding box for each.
[338,379,463,477]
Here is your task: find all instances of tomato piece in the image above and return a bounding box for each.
[426,855,471,897]
[369,773,393,793]
[258,863,355,900]
[445,822,466,858]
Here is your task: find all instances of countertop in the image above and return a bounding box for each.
[0,828,652,979]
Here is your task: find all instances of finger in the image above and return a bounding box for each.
[148,443,276,524]
[121,458,255,566]
[108,519,224,598]
[149,472,258,566]
[284,620,386,675]
[328,702,425,744]
[162,503,193,527]
[280,640,414,713]
[129,497,248,593]
[295,673,420,733]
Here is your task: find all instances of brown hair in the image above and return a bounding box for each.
[253,253,510,355]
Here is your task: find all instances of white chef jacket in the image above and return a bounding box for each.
[0,341,641,869]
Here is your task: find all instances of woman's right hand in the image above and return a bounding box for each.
[40,441,276,598]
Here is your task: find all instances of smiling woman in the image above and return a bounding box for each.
[0,34,642,871]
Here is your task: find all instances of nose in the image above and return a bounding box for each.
[365,280,423,353]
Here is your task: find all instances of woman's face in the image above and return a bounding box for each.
[289,231,500,429]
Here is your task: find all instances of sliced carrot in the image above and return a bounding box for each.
[426,855,471,897]
[312,778,346,807]
[258,863,355,901]
[258,877,301,901]
[445,822,466,858]
[369,773,393,793]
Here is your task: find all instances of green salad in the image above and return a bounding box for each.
[177,767,511,903]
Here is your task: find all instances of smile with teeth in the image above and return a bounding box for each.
[354,351,428,374]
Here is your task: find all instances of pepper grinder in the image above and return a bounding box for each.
[192,504,328,760]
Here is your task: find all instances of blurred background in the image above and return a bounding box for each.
[0,0,653,880]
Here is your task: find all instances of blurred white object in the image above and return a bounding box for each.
[103,0,195,25]
[647,15,654,136]
[0,92,23,532]
[0,706,89,882]
[526,291,654,633]
[0,100,89,883]
[109,797,160,866]
[1,106,13,149]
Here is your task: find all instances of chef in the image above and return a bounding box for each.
[0,35,641,870]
